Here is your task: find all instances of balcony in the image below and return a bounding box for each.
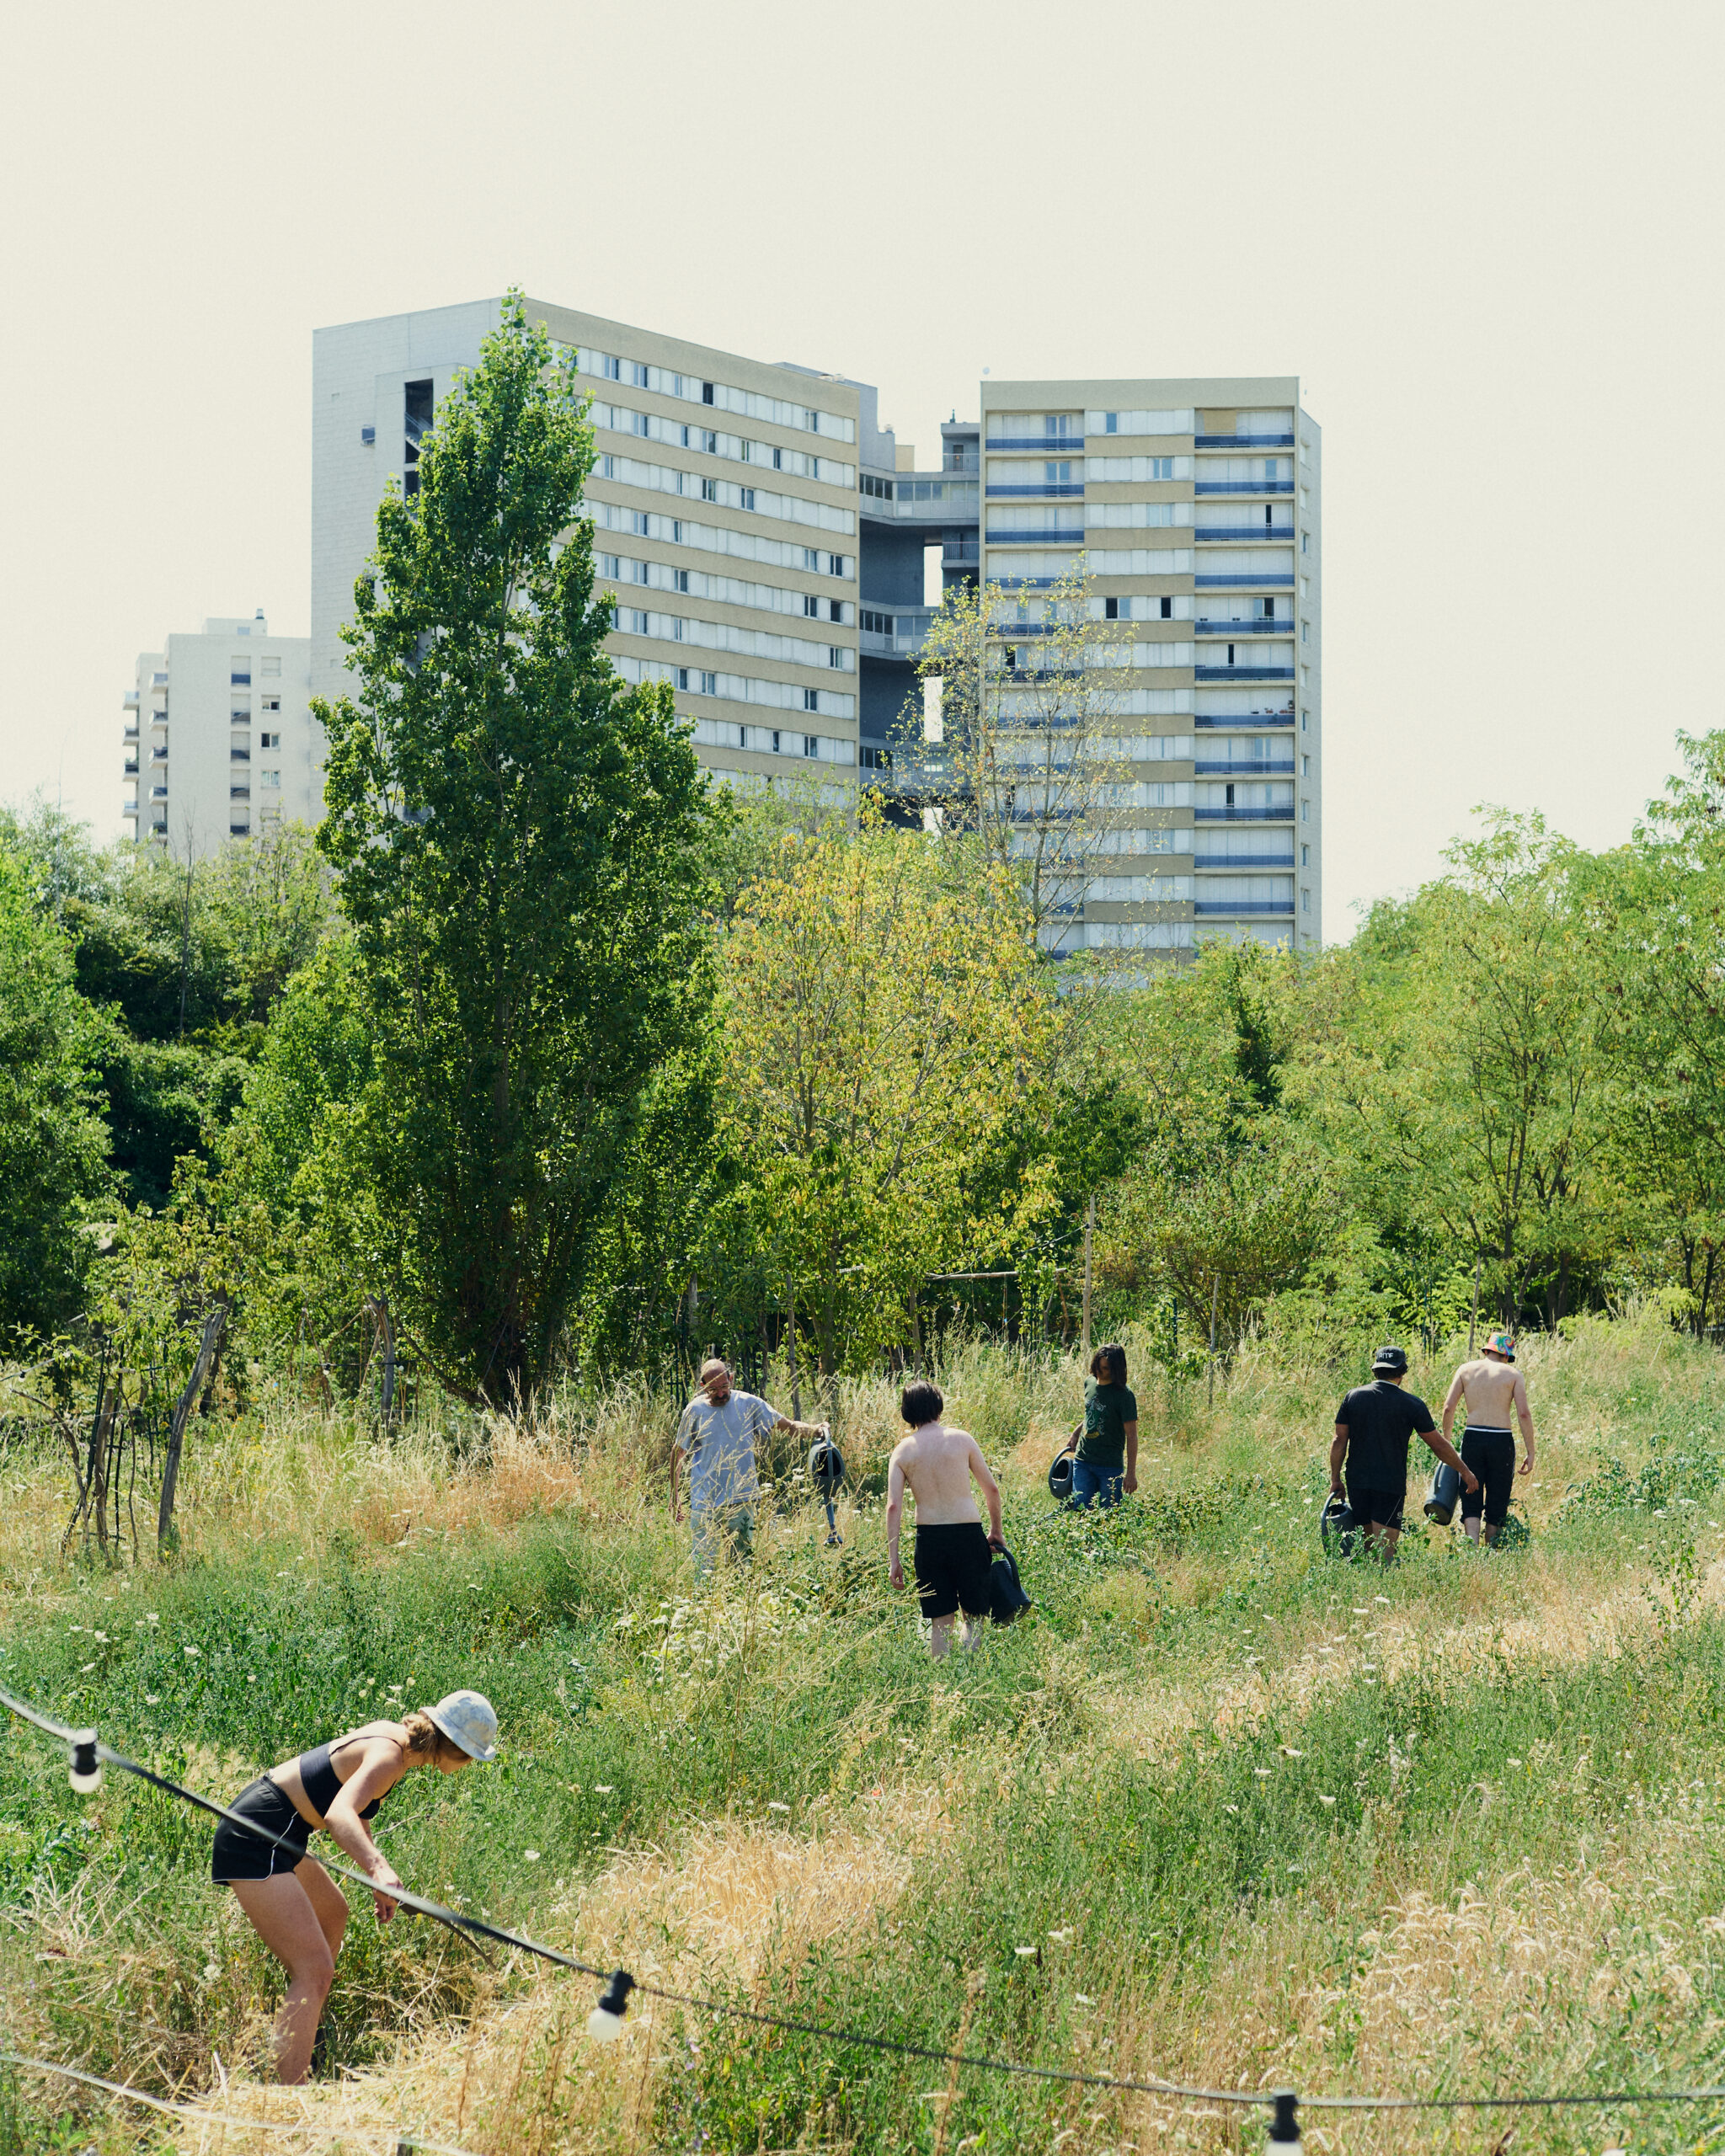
[985,526,1085,547]
[943,450,980,474]
[123,760,138,777]
[149,784,168,802]
[1195,759,1296,776]
[859,478,978,523]
[231,746,251,761]
[1195,854,1295,869]
[1194,665,1295,682]
[859,611,932,659]
[150,746,169,763]
[230,786,251,802]
[122,800,138,819]
[1195,899,1295,915]
[1195,433,1295,449]
[1195,574,1295,588]
[123,691,139,709]
[985,433,1084,453]
[985,483,1085,499]
[1194,480,1295,496]
[123,727,139,744]
[1194,617,1287,635]
[152,671,168,686]
[1196,526,1295,542]
[1195,712,1294,728]
[1194,805,1293,822]
[943,537,980,564]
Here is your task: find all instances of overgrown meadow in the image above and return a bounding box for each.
[6,1310,1725,2154]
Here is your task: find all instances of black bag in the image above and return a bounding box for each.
[988,1544,1033,1625]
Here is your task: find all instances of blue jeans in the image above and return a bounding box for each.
[1070,1460,1124,1509]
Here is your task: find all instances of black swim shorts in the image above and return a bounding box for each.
[211,1776,312,1883]
[1344,1478,1405,1533]
[1460,1427,1516,1526]
[913,1520,994,1621]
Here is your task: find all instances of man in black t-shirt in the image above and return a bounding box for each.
[1330,1346,1477,1560]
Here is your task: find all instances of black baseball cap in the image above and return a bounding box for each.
[1372,1345,1408,1375]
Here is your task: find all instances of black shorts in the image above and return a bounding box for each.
[1345,1477,1404,1533]
[211,1776,313,1883]
[914,1521,994,1620]
[1460,1428,1515,1525]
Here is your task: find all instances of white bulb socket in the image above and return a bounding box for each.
[70,1734,101,1794]
[587,2006,626,2041]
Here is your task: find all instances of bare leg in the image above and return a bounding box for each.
[1364,1522,1399,1565]
[1462,1517,1482,1545]
[958,1615,984,1652]
[228,1873,339,2084]
[929,1614,955,1662]
[1482,1520,1501,1545]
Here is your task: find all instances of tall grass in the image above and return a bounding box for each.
[3,1309,1725,2151]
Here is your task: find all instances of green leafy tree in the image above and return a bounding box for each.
[314,294,713,1402]
[0,849,113,1337]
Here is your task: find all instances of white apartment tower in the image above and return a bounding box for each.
[121,613,314,856]
[291,302,1322,951]
[312,302,862,801]
[978,378,1321,952]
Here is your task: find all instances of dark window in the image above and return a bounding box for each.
[1263,504,1273,526]
[675,568,689,594]
[1226,783,1235,805]
[1104,596,1120,620]
[1228,643,1236,665]
[805,594,820,618]
[804,688,819,712]
[1161,595,1172,619]
[404,379,433,499]
[702,381,715,405]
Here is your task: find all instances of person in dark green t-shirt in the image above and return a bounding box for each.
[1060,1344,1139,1508]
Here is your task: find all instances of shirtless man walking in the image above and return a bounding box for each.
[886,1379,1004,1661]
[1440,1331,1536,1545]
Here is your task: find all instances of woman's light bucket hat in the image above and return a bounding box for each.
[426,1689,499,1763]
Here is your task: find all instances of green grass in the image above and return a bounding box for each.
[5,1311,1725,2152]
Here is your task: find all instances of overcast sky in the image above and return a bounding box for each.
[3,0,1720,933]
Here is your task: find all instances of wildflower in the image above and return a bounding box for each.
[1506,1758,1523,1769]
[93,1632,109,1644]
[1075,1993,1096,2006]
[145,1694,159,1705]
[202,1962,219,1983]
[595,1785,614,1795]
[1318,1796,1336,1807]
[1280,1748,1304,1758]
[1014,1945,1038,1957]
[1048,1928,1074,1943]
[1352,1607,1367,1615]
[1374,1595,1390,1605]
[1223,1805,1239,1815]
[523,1849,541,1862]
[145,1614,159,1625]
[184,1646,201,1658]
[1254,1769,1272,1780]
[81,1662,96,1673]
[767,1801,791,1813]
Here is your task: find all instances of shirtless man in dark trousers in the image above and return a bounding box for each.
[1440,1331,1536,1545]
[886,1380,1004,1660]
[1331,1345,1477,1562]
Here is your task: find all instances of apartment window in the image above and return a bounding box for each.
[1104,596,1121,620]
[231,706,251,723]
[1263,504,1274,526]
[260,732,280,750]
[739,440,751,464]
[702,671,718,696]
[804,594,820,618]
[702,381,715,404]
[1160,595,1172,620]
[702,430,718,455]
[1225,783,1236,806]
[1149,456,1173,480]
[262,696,280,713]
[1227,643,1236,666]
[702,478,718,504]
[1259,597,1275,620]
[1300,708,1309,733]
[827,553,845,577]
[625,609,646,634]
[860,744,892,771]
[404,378,433,499]
[861,472,894,500]
[674,568,689,593]
[231,667,251,685]
[601,552,621,578]
[261,769,281,789]
[828,647,843,668]
[804,735,819,758]
[740,487,756,511]
[1264,459,1276,480]
[630,360,649,387]
[804,688,819,712]
[230,784,250,801]
[230,744,250,762]
[1301,755,1311,776]
[262,655,280,677]
[1300,532,1309,555]
[1300,620,1309,644]
[603,355,622,381]
[632,411,649,437]
[676,667,689,691]
[1300,843,1310,867]
[670,520,685,544]
[804,547,821,571]
[630,510,649,536]
[1103,412,1119,434]
[1300,798,1310,824]
[1301,888,1310,913]
[672,618,686,642]
[1044,460,1073,486]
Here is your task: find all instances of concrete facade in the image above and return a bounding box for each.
[289,301,1322,948]
[121,614,314,857]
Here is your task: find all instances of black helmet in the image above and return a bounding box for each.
[1048,1449,1075,1502]
[1371,1344,1408,1376]
[1423,1459,1461,1526]
[1320,1492,1357,1558]
[808,1438,845,1499]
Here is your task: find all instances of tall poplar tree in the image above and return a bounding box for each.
[316,296,712,1401]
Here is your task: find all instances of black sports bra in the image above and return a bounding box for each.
[295,1738,387,1822]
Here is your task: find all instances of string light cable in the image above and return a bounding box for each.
[0,2050,481,2153]
[6,1684,1725,2150]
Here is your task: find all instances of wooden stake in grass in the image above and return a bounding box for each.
[1081,1196,1094,1364]
[158,1302,227,1561]
[1207,1274,1219,1409]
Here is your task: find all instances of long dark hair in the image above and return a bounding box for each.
[1090,1343,1127,1386]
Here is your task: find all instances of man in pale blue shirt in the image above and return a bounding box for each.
[671,1357,830,1576]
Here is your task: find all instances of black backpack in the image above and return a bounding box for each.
[989,1544,1033,1625]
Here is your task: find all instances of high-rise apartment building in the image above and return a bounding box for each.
[297,300,1321,951]
[312,302,862,805]
[121,612,314,855]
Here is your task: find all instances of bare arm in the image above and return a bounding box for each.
[1123,1418,1139,1495]
[322,1741,408,1919]
[968,1437,1004,1544]
[1418,1422,1478,1492]
[1514,1372,1536,1471]
[1330,1422,1348,1492]
[886,1450,906,1587]
[774,1412,830,1443]
[1440,1369,1467,1444]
